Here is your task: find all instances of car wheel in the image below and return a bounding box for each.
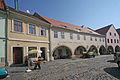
[117,62,120,68]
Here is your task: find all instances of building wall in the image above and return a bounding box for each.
[50,27,105,59]
[7,11,50,65]
[0,10,7,65]
[106,25,120,52]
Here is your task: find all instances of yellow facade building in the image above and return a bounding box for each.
[7,7,50,65]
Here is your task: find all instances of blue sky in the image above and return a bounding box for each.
[5,0,120,30]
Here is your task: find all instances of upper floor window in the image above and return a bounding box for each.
[61,32,65,39]
[84,35,86,40]
[95,37,97,41]
[107,39,109,43]
[99,38,101,42]
[103,38,104,42]
[70,33,73,39]
[111,39,113,43]
[29,24,36,35]
[54,31,58,38]
[90,36,92,41]
[110,32,111,36]
[40,27,46,36]
[77,34,80,40]
[14,20,23,32]
[117,39,119,43]
[114,33,116,36]
[114,39,116,43]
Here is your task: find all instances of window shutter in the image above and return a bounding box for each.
[11,19,14,32]
[27,23,29,34]
[22,22,24,32]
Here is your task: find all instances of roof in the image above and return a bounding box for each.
[116,28,120,36]
[0,0,7,10]
[8,6,40,20]
[33,13,100,35]
[95,24,112,35]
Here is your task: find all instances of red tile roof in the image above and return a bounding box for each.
[33,13,100,35]
[0,0,6,10]
[95,24,112,35]
[116,28,120,36]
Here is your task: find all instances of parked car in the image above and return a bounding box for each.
[113,52,120,68]
[0,67,8,79]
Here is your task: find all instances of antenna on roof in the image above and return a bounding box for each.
[26,10,30,13]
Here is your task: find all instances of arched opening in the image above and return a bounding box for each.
[74,46,86,55]
[107,46,114,54]
[99,45,106,55]
[88,45,98,55]
[115,45,120,52]
[53,46,72,60]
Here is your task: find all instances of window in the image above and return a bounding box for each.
[77,34,80,40]
[99,38,101,42]
[40,27,46,36]
[14,20,23,32]
[103,38,104,42]
[61,32,65,39]
[29,24,36,35]
[107,39,109,43]
[114,39,116,43]
[117,39,119,43]
[114,33,116,36]
[110,32,111,36]
[70,33,73,39]
[54,31,58,38]
[84,35,86,40]
[90,36,92,41]
[95,37,97,41]
[111,39,113,43]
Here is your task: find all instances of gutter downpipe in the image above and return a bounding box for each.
[49,24,52,61]
[5,10,8,66]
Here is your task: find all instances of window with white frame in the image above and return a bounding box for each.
[54,31,58,38]
[77,34,80,40]
[70,33,73,39]
[14,20,23,32]
[61,32,65,39]
[29,24,36,35]
[40,27,46,36]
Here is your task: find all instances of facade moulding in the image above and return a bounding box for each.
[8,38,49,43]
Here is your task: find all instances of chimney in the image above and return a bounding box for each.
[15,0,18,10]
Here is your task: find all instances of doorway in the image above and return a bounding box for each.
[13,47,23,64]
[40,47,46,60]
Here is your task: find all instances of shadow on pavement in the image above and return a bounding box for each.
[107,60,115,63]
[104,67,120,79]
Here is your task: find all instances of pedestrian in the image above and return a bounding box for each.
[34,55,44,70]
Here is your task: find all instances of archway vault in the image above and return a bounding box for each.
[99,45,106,55]
[88,45,98,55]
[52,45,72,60]
[74,46,86,55]
[107,46,114,54]
[115,45,120,52]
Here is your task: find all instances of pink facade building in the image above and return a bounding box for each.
[96,24,120,54]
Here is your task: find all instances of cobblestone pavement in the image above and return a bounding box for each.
[4,55,120,80]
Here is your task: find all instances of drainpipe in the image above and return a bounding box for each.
[5,10,8,66]
[49,24,52,61]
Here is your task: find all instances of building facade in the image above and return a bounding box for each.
[96,24,120,54]
[0,0,7,65]
[7,7,50,65]
[34,13,106,60]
